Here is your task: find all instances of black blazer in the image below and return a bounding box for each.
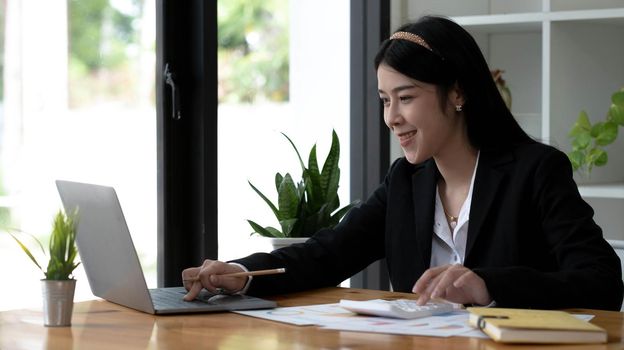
[234,142,624,310]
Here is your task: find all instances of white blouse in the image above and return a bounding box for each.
[429,152,480,268]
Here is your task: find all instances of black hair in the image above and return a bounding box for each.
[374,15,533,150]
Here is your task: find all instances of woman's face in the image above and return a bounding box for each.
[377,63,464,164]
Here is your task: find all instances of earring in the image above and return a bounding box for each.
[455,104,463,112]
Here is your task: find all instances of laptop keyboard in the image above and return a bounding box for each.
[148,287,277,313]
[149,288,218,309]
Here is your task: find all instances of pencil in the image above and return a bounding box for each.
[183,268,286,282]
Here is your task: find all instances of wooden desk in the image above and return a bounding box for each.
[1,287,623,349]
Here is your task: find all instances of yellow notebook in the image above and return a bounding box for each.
[467,307,607,344]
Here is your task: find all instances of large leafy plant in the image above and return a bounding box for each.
[568,88,624,177]
[8,210,80,280]
[247,130,359,238]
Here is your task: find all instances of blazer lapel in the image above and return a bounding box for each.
[411,159,438,271]
[465,150,512,262]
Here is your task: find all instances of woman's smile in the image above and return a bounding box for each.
[398,130,417,147]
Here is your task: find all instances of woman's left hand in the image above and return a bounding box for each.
[412,264,492,306]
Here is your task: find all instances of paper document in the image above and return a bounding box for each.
[234,303,596,339]
[235,303,473,337]
[235,303,352,326]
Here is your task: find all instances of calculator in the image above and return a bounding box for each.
[339,298,455,319]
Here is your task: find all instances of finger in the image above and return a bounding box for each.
[182,266,199,279]
[452,270,491,306]
[181,260,213,285]
[183,260,218,299]
[195,261,247,293]
[416,288,432,305]
[182,267,200,291]
[182,260,246,298]
[195,266,219,293]
[412,265,449,294]
[210,274,248,294]
[430,265,465,300]
[453,270,473,289]
[183,280,204,301]
[415,268,448,305]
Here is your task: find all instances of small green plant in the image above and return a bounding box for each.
[247,130,359,238]
[568,88,624,177]
[7,210,80,280]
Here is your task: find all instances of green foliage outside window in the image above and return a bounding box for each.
[67,0,289,106]
[218,0,289,103]
[68,0,144,107]
[69,0,138,71]
[0,172,10,228]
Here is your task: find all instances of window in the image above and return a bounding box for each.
[0,0,156,311]
[217,1,351,266]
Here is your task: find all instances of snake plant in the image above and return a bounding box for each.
[247,130,359,238]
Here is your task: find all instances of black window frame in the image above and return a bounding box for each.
[156,0,390,289]
[349,0,390,290]
[156,0,218,287]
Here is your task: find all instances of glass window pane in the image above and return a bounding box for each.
[217,0,351,282]
[0,0,155,311]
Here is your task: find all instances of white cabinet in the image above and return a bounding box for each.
[390,0,624,240]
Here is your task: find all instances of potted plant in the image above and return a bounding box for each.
[8,209,80,327]
[247,130,359,250]
[567,88,624,177]
[491,69,512,110]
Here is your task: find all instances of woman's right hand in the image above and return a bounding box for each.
[182,259,248,301]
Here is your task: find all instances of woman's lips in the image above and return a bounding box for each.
[398,130,417,147]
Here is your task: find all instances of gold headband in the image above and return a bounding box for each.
[389,31,432,52]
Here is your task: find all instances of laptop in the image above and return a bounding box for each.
[55,180,277,315]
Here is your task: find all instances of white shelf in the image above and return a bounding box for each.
[607,239,624,249]
[578,183,624,199]
[452,8,624,33]
[453,12,546,29]
[549,8,624,22]
[514,113,541,118]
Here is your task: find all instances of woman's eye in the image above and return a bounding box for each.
[399,96,413,103]
[380,97,390,106]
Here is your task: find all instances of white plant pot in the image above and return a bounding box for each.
[250,236,310,252]
[41,279,76,327]
[268,237,309,251]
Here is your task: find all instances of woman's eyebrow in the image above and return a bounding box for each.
[378,84,419,95]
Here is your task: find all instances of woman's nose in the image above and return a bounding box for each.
[384,102,401,128]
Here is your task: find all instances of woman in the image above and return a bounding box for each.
[183,16,623,310]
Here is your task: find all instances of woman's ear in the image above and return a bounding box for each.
[449,82,466,108]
